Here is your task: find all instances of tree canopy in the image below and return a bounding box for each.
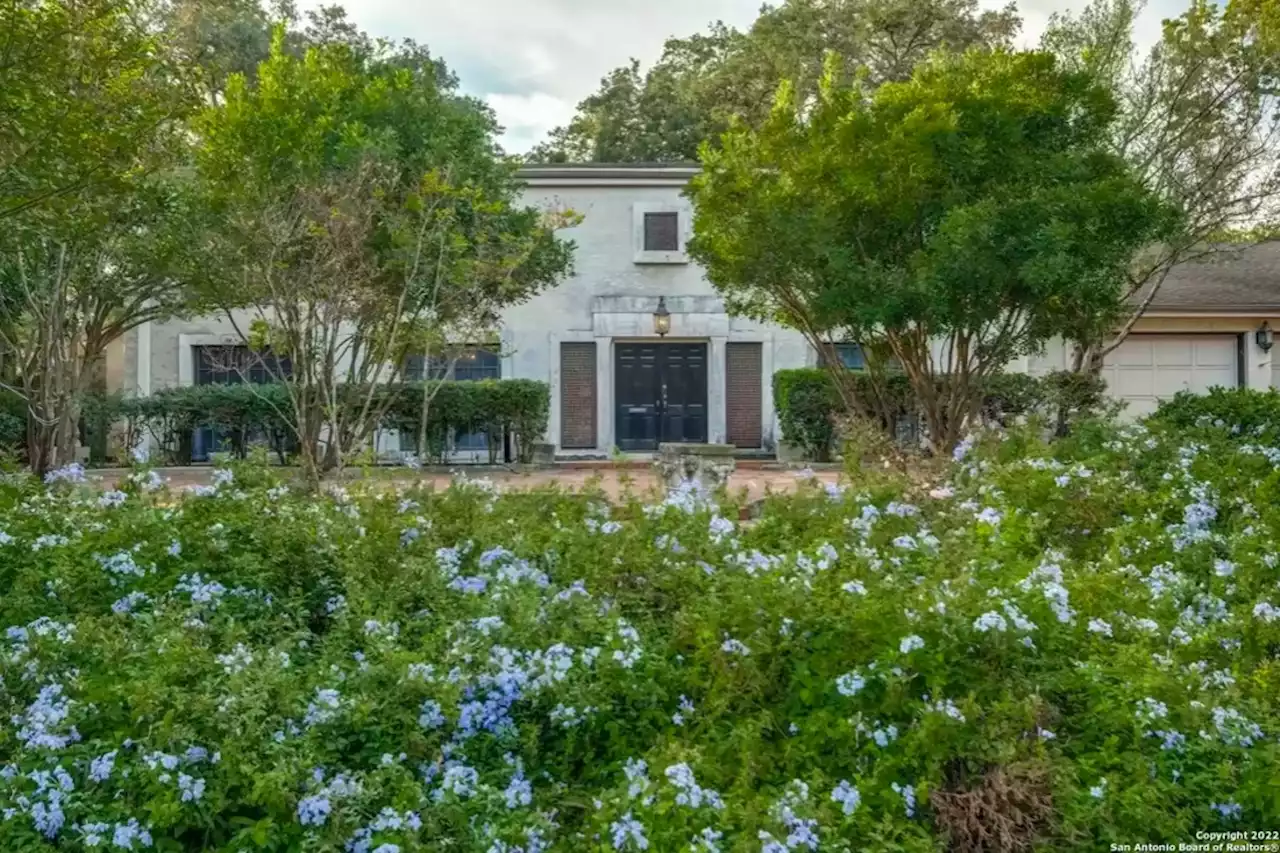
[529,0,1020,163]
[1041,0,1280,366]
[0,0,194,221]
[687,49,1180,451]
[191,31,575,483]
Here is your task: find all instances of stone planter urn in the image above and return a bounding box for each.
[654,443,736,491]
[529,442,556,466]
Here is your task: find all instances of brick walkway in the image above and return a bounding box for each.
[95,465,842,503]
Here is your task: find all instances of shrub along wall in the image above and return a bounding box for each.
[66,380,551,466]
[773,368,1108,460]
[382,380,551,465]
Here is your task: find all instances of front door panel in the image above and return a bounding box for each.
[615,343,708,451]
[615,344,659,451]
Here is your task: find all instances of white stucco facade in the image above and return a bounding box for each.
[115,165,814,457]
[504,165,811,453]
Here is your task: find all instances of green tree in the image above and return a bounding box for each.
[194,31,574,486]
[529,0,1020,163]
[1042,0,1280,370]
[0,0,191,220]
[0,0,198,473]
[687,50,1179,453]
[0,180,202,473]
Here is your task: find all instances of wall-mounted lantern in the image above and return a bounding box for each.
[653,296,671,337]
[1257,321,1274,353]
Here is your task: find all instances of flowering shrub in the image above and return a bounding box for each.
[1154,387,1280,442]
[0,420,1278,851]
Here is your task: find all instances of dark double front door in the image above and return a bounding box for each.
[615,343,708,451]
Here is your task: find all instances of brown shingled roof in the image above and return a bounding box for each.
[1142,242,1280,313]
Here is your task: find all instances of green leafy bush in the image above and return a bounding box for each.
[118,384,295,465]
[0,421,1277,851]
[108,380,550,466]
[1153,387,1280,440]
[383,380,550,464]
[773,368,841,460]
[775,369,1108,460]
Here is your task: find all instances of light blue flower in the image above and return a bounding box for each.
[177,774,205,802]
[836,672,866,697]
[610,813,648,850]
[1212,801,1242,820]
[891,782,917,817]
[503,770,532,809]
[419,699,445,729]
[112,818,152,849]
[44,463,87,485]
[89,751,117,782]
[830,780,860,815]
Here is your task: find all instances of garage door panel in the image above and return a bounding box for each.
[1151,338,1194,366]
[1112,340,1155,367]
[1124,398,1163,418]
[1192,338,1236,369]
[1111,369,1155,398]
[1153,370,1196,397]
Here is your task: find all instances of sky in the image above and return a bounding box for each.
[298,0,1188,154]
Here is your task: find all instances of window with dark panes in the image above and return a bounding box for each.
[403,354,449,383]
[404,347,499,382]
[195,345,291,385]
[820,343,902,373]
[192,345,292,462]
[452,348,501,382]
[834,343,865,371]
[643,212,680,252]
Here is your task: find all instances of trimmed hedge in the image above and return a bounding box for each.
[774,368,1108,459]
[1152,387,1280,439]
[105,380,551,466]
[383,379,551,464]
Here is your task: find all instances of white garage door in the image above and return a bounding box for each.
[1102,335,1239,417]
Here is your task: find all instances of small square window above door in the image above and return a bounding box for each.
[643,212,680,252]
[633,204,688,264]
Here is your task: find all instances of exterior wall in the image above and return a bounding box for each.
[125,176,812,456]
[498,178,810,454]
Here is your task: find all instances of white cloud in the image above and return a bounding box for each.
[302,0,1192,153]
[485,92,576,153]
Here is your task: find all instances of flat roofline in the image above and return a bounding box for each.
[517,162,701,187]
[518,161,700,170]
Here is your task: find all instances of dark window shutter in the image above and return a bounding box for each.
[726,342,763,449]
[560,342,597,449]
[643,212,680,252]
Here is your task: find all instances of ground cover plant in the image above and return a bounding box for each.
[0,419,1278,851]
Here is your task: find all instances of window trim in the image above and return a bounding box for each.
[632,202,689,264]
